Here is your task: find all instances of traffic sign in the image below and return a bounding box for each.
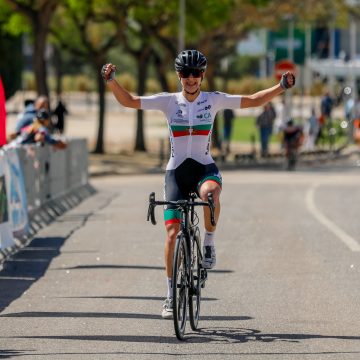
[274,60,296,80]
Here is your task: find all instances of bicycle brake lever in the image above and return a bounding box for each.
[148,192,157,225]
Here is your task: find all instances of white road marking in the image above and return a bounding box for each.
[306,184,360,252]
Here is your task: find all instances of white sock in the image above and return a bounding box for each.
[167,277,173,299]
[204,230,215,247]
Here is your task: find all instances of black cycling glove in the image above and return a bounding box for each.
[280,73,295,90]
[101,64,115,82]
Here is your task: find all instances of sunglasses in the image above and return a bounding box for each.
[179,68,204,78]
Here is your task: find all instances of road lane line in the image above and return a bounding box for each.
[306,184,360,252]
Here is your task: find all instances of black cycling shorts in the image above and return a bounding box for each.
[163,158,222,225]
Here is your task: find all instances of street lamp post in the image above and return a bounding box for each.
[283,14,295,121]
[178,0,185,53]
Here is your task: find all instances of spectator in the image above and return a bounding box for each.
[256,102,276,157]
[52,99,68,134]
[320,91,334,120]
[317,91,334,145]
[9,95,51,141]
[273,98,286,135]
[344,96,354,123]
[9,109,66,149]
[303,108,319,151]
[10,99,36,140]
[222,108,235,156]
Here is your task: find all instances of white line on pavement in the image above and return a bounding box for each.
[306,184,360,252]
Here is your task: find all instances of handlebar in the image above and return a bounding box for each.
[147,192,216,227]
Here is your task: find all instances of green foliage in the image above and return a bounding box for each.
[2,12,30,35]
[0,0,30,35]
[22,72,35,90]
[226,55,261,79]
[0,30,22,99]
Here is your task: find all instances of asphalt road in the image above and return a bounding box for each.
[1,162,360,359]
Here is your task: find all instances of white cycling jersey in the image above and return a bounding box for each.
[140,91,242,170]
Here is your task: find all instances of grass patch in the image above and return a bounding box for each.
[218,116,348,147]
[230,116,258,142]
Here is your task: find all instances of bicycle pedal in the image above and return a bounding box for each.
[200,269,208,288]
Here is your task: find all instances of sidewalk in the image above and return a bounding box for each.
[88,143,360,177]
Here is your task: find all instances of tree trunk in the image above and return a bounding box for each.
[30,1,58,97]
[53,45,62,96]
[152,51,170,92]
[94,62,106,154]
[33,20,49,97]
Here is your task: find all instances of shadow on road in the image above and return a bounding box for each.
[0,311,250,322]
[2,326,360,346]
[0,236,66,313]
[51,263,234,274]
[55,295,218,301]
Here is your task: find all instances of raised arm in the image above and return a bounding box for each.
[101,63,141,109]
[240,72,295,109]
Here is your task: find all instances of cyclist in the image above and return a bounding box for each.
[101,49,295,319]
[282,119,304,170]
[283,119,304,154]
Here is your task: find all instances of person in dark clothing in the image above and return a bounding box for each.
[52,100,68,134]
[256,102,276,157]
[283,119,304,153]
[320,92,334,119]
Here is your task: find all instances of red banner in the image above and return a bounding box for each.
[0,77,6,146]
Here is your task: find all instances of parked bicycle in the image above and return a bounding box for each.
[147,191,216,340]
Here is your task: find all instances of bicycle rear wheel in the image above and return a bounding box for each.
[189,227,202,331]
[172,232,188,340]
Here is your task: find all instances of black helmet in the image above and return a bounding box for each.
[175,50,207,72]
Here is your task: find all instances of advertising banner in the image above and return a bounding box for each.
[0,153,14,249]
[4,149,29,238]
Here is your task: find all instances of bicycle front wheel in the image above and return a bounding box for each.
[189,227,202,331]
[172,232,189,340]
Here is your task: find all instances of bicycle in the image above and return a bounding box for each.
[147,191,216,340]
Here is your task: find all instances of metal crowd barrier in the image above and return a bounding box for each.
[16,138,89,210]
[0,138,94,258]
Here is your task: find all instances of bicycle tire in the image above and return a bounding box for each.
[172,232,188,340]
[189,227,202,331]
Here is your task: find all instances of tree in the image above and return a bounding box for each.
[50,0,132,154]
[123,1,178,151]
[0,31,22,100]
[1,0,58,97]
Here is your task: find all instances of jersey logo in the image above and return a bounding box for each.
[171,124,212,137]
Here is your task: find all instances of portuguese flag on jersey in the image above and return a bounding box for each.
[171,124,211,137]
